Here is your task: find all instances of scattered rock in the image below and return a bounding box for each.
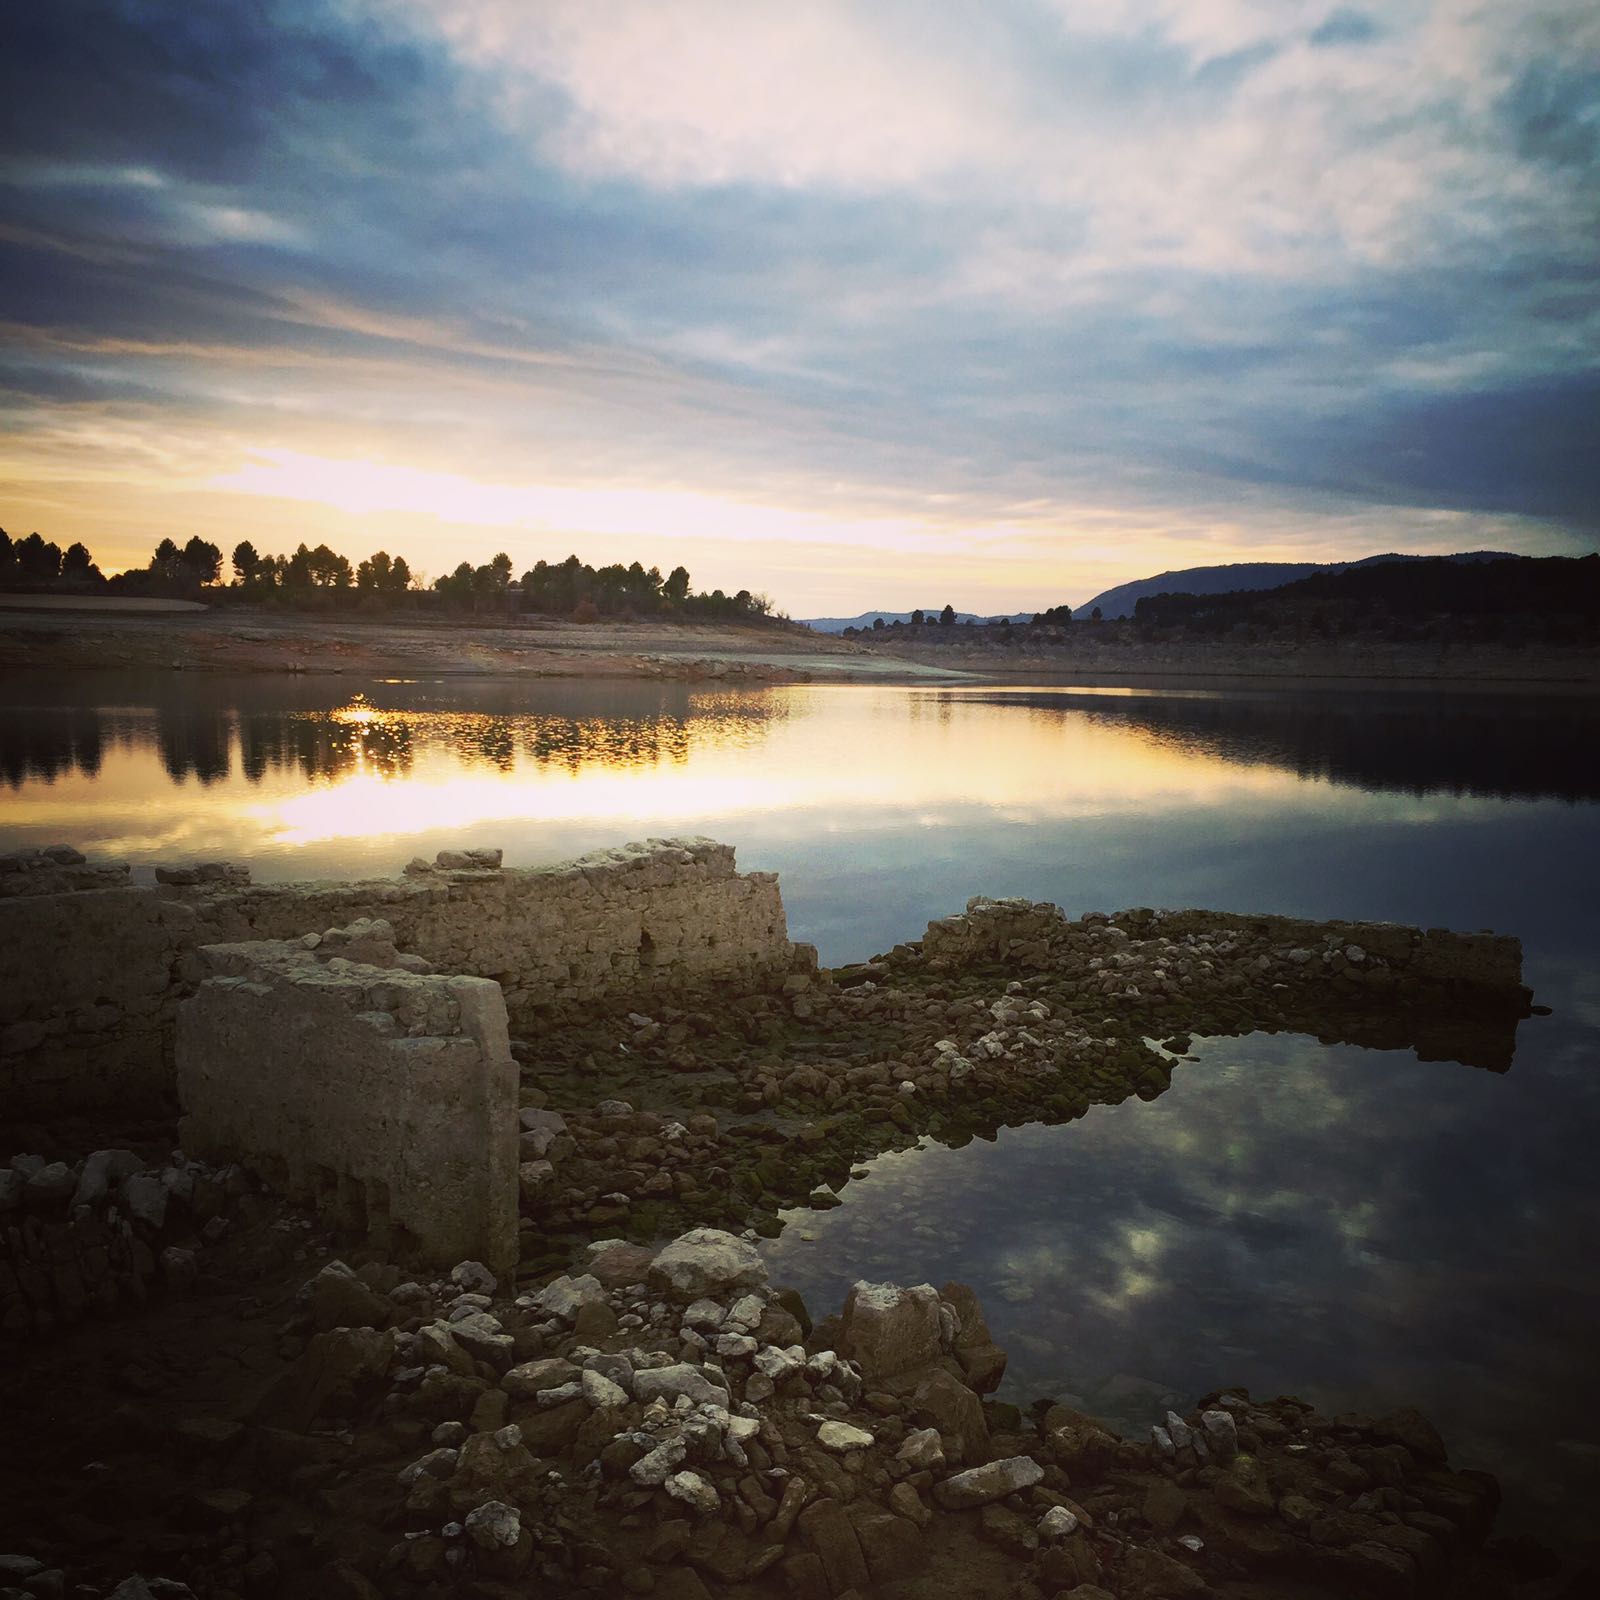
[933,1455,1044,1509]
[817,1419,875,1452]
[649,1229,768,1302]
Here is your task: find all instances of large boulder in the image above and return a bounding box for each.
[72,1148,144,1210]
[839,1281,943,1380]
[940,1280,1007,1391]
[299,1260,394,1332]
[797,1498,870,1594]
[585,1238,656,1289]
[261,1326,396,1431]
[531,1274,606,1322]
[909,1366,989,1464]
[648,1229,767,1303]
[933,1456,1044,1510]
[632,1364,731,1408]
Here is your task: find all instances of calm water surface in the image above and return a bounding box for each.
[3,670,1598,1544]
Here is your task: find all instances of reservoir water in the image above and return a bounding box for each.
[3,669,1598,1546]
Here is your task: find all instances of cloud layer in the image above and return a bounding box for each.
[1,0,1596,607]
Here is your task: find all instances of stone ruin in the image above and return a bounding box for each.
[178,918,520,1277]
[0,836,808,1113]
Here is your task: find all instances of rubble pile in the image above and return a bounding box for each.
[0,1224,1519,1599]
[1,1146,267,1337]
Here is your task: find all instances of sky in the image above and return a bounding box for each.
[1,0,1597,615]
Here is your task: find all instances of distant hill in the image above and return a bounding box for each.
[1131,552,1600,634]
[1075,551,1516,620]
[800,609,1032,633]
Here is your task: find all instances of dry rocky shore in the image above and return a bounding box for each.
[0,607,907,683]
[0,877,1579,1600]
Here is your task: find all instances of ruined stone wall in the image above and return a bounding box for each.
[177,937,519,1275]
[0,838,798,1115]
[921,896,1527,1002]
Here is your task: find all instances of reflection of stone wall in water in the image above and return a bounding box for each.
[0,838,801,1114]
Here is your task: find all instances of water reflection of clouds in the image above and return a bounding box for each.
[762,1021,1600,1540]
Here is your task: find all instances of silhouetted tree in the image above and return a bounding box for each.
[180,536,222,586]
[61,542,101,584]
[150,538,182,583]
[356,551,394,592]
[232,540,261,585]
[16,532,63,582]
[940,603,955,625]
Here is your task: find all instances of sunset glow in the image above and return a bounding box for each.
[2,1,1594,612]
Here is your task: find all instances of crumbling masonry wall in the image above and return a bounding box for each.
[0,838,799,1115]
[176,936,518,1275]
[922,896,1527,1002]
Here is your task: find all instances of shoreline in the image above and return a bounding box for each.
[5,602,1599,687]
[1,840,1577,1597]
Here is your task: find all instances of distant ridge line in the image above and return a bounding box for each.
[1074,551,1517,621]
[799,553,1519,631]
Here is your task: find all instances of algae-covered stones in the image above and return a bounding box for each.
[933,1456,1044,1509]
[648,1228,768,1301]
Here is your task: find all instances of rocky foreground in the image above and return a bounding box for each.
[0,1204,1541,1600]
[0,895,1579,1599]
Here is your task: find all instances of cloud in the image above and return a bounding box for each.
[0,0,1595,610]
[386,0,1600,281]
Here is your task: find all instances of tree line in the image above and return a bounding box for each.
[0,527,777,622]
[0,529,107,588]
